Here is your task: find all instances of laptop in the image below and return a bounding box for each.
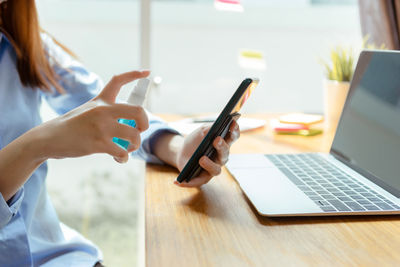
[226,50,400,216]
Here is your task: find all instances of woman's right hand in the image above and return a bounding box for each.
[0,70,150,201]
[32,70,150,163]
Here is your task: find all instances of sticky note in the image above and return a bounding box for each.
[238,49,266,70]
[240,50,264,59]
[214,0,244,12]
[270,119,309,132]
[278,113,324,126]
[276,129,323,136]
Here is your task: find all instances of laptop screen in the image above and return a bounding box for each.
[331,51,400,197]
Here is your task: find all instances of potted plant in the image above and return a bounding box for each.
[320,46,354,130]
[321,37,386,131]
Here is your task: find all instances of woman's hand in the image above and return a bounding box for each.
[33,70,150,163]
[174,120,240,187]
[0,70,149,201]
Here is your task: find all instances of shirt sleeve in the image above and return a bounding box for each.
[39,34,181,164]
[0,188,24,229]
[131,112,182,164]
[40,33,103,115]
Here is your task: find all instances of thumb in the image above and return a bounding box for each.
[96,70,150,103]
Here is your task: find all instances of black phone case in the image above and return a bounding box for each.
[176,78,257,183]
[180,112,241,182]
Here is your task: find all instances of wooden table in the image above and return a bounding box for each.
[144,114,400,267]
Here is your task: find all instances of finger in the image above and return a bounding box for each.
[114,156,124,163]
[213,136,229,165]
[110,104,149,132]
[105,142,129,163]
[97,70,150,102]
[127,143,139,153]
[225,121,240,145]
[111,124,141,150]
[199,124,211,137]
[229,119,239,132]
[199,156,221,177]
[173,174,212,188]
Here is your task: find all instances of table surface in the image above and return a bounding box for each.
[145,114,400,267]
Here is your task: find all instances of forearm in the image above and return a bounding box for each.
[152,132,184,169]
[0,129,47,201]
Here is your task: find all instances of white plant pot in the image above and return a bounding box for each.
[323,79,350,130]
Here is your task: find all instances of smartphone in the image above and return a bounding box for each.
[176,78,259,183]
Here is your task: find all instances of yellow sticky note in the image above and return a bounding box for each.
[240,50,264,59]
[278,113,324,126]
[238,49,266,70]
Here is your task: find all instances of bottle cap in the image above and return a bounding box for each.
[135,78,150,96]
[127,78,150,106]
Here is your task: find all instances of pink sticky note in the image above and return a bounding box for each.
[270,119,309,132]
[214,0,243,12]
[218,0,240,4]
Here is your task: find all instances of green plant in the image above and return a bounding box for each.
[320,37,387,83]
[321,46,354,82]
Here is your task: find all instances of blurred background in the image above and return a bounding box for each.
[37,0,362,266]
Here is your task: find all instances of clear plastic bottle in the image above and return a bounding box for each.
[113,78,150,149]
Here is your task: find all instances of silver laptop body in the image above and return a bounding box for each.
[227,50,400,216]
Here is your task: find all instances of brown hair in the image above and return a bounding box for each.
[0,0,73,93]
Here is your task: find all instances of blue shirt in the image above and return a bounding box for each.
[0,32,176,266]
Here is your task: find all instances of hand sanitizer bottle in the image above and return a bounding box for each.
[113,78,150,150]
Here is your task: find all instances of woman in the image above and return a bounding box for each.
[0,0,240,266]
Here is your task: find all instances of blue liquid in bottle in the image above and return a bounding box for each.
[113,78,149,150]
[113,119,137,149]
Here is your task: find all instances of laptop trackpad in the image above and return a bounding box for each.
[229,167,321,216]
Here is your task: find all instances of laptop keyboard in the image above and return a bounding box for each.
[265,154,400,213]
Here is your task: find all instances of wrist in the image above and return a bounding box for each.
[0,125,50,201]
[169,134,185,169]
[23,126,52,164]
[153,132,184,169]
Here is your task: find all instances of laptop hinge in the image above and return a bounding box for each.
[330,148,351,163]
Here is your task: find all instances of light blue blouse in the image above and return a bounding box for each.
[0,32,176,266]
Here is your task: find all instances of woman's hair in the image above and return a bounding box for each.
[0,0,74,93]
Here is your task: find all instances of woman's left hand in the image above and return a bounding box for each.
[174,120,240,188]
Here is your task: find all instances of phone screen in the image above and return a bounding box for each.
[232,81,257,114]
